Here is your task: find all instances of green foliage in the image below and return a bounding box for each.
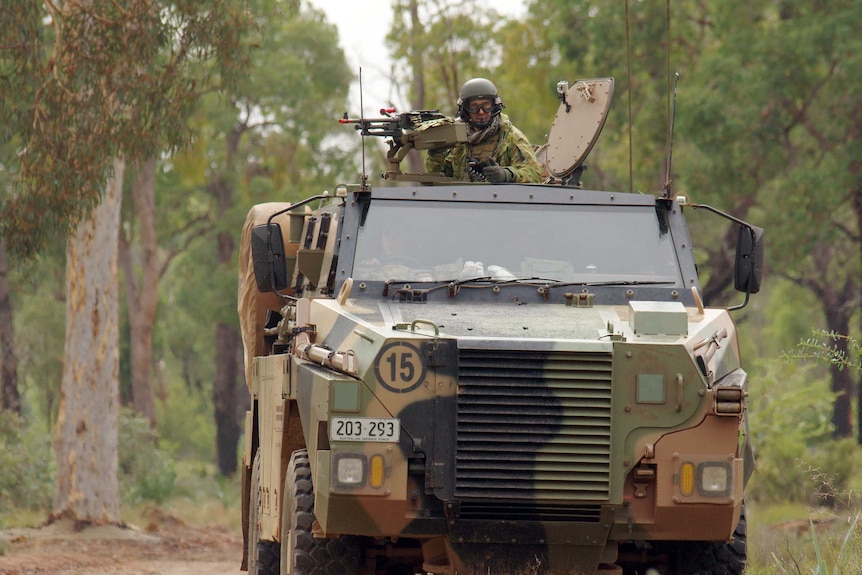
[0,412,54,511]
[809,512,861,575]
[746,357,852,505]
[749,492,862,574]
[1,0,256,259]
[745,457,862,574]
[10,247,66,425]
[745,328,862,571]
[156,379,216,461]
[118,410,177,504]
[388,0,507,111]
[787,331,862,375]
[0,408,231,518]
[809,513,862,575]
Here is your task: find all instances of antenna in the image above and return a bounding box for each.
[358,68,368,191]
[661,0,678,199]
[663,72,680,198]
[624,0,633,194]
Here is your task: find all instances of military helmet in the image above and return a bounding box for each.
[457,78,504,124]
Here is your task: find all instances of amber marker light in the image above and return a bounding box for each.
[369,454,385,488]
[679,462,695,496]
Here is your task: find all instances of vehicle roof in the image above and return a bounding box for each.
[361,182,660,207]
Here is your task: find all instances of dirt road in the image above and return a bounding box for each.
[0,515,244,575]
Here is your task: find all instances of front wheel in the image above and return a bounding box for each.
[281,449,360,575]
[673,504,747,575]
[619,504,747,575]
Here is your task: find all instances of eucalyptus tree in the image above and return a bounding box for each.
[158,0,354,476]
[678,0,862,439]
[1,1,253,523]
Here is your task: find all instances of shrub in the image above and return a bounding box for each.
[118,409,177,504]
[0,412,55,511]
[746,358,841,504]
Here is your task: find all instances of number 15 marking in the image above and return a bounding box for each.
[374,342,426,393]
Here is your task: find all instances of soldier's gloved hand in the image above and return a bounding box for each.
[483,165,514,183]
[466,162,486,182]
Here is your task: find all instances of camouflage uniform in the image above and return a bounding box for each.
[425,114,543,183]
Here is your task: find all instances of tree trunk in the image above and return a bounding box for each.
[212,217,245,476]
[214,321,243,475]
[405,0,425,175]
[53,157,123,524]
[858,331,862,445]
[119,158,159,427]
[824,309,853,438]
[0,239,21,414]
[210,127,245,476]
[802,243,859,440]
[851,184,862,445]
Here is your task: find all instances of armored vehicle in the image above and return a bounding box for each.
[239,78,762,575]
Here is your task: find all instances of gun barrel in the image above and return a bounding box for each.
[339,110,445,127]
[338,117,399,125]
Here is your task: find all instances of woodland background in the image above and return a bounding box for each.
[1,0,860,569]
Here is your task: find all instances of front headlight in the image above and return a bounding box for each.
[698,462,731,496]
[335,454,366,487]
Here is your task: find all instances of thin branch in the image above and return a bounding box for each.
[42,1,75,101]
[107,0,132,19]
[784,59,839,150]
[832,220,862,243]
[70,3,121,27]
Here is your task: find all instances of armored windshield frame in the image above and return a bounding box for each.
[334,185,700,306]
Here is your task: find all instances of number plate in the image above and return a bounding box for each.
[330,417,401,442]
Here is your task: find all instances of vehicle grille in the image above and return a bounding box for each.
[455,348,613,502]
[457,501,602,522]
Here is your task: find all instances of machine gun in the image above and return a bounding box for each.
[339,108,467,182]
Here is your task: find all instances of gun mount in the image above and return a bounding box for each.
[339,108,467,182]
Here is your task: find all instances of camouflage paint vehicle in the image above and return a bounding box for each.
[239,79,762,575]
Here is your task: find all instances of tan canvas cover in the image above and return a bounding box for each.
[238,202,297,392]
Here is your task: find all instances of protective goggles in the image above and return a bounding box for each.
[465,101,494,114]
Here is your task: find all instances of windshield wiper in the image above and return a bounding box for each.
[383,276,517,299]
[381,277,676,300]
[572,280,677,287]
[381,276,493,298]
[441,276,583,297]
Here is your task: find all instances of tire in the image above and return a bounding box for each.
[673,504,747,575]
[248,448,280,575]
[281,449,360,575]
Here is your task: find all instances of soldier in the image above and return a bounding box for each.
[425,78,543,183]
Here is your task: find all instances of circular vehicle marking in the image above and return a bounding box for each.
[374,341,427,393]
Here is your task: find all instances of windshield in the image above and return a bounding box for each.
[351,200,682,285]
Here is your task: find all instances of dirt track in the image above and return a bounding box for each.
[0,516,243,575]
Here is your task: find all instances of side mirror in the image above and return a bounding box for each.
[734,224,764,294]
[251,224,289,292]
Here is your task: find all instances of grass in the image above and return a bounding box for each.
[746,500,862,574]
[0,508,48,530]
[2,460,861,572]
[122,459,243,532]
[0,459,243,534]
